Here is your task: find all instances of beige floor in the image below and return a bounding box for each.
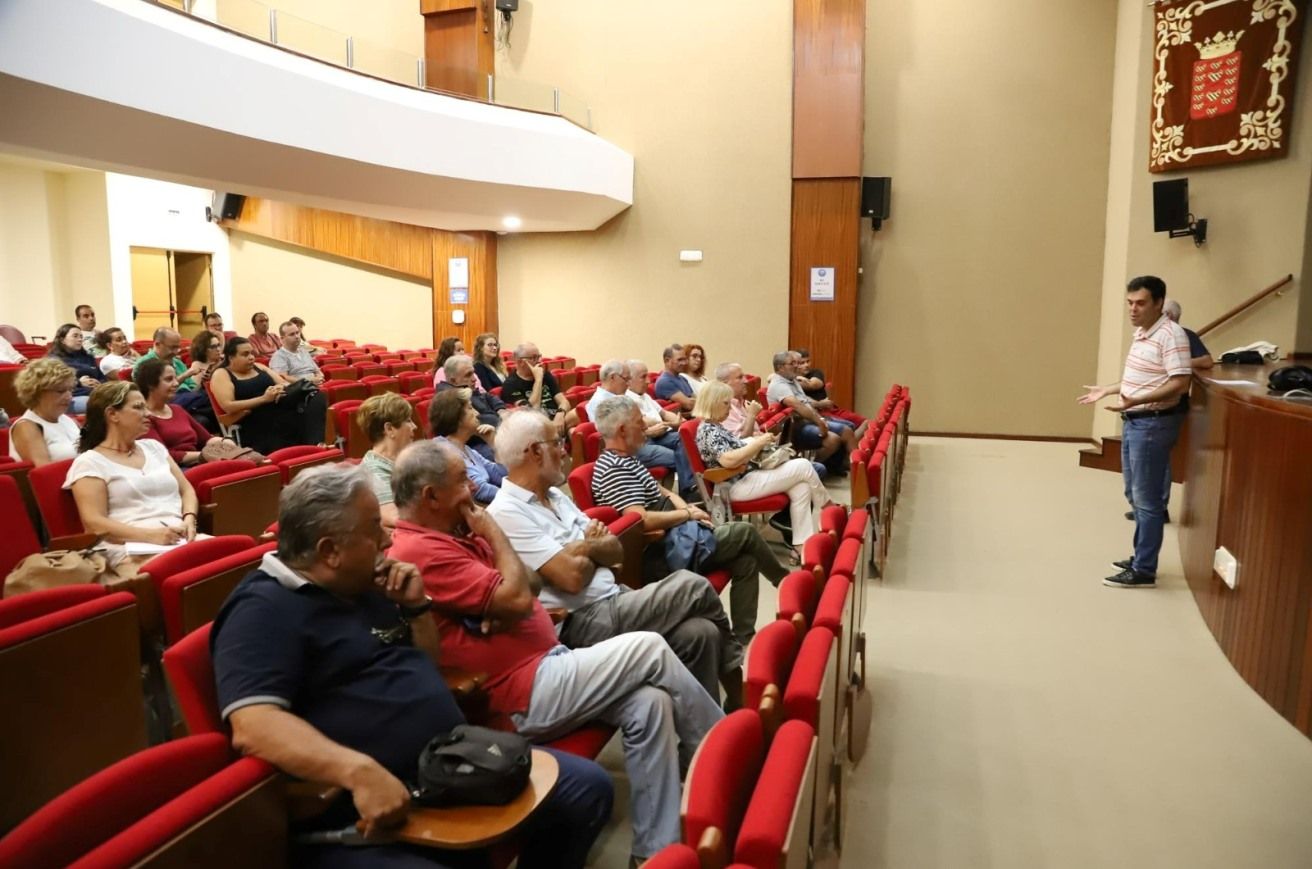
[588,437,1312,867]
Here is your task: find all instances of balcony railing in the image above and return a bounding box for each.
[165,0,593,130]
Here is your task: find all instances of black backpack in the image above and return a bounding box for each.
[411,725,532,807]
[1268,365,1312,394]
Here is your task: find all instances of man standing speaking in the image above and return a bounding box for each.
[1078,276,1191,589]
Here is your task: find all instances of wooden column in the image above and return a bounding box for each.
[431,231,498,349]
[420,0,495,99]
[789,0,865,407]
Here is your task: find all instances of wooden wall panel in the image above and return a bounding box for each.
[431,231,497,350]
[228,198,434,280]
[789,179,860,407]
[1179,364,1312,738]
[792,0,865,178]
[421,0,494,99]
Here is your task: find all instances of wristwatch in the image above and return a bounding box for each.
[399,595,434,620]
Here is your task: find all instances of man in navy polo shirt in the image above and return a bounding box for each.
[212,463,613,869]
[652,344,696,412]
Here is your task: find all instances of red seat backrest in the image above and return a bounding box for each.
[743,619,799,712]
[776,569,820,628]
[28,458,83,539]
[802,533,836,579]
[160,542,274,645]
[678,419,708,475]
[782,626,835,726]
[733,720,816,868]
[0,475,42,583]
[0,584,109,630]
[138,536,256,595]
[397,371,429,394]
[567,462,596,510]
[682,709,766,860]
[162,622,224,736]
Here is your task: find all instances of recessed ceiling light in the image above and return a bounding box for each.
[502,215,522,229]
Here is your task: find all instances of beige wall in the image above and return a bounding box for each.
[1094,1,1312,438]
[227,232,432,351]
[858,0,1118,436]
[0,163,112,339]
[493,0,792,374]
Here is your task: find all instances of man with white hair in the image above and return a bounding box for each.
[487,410,745,709]
[591,396,790,645]
[587,359,695,498]
[389,440,723,864]
[437,353,508,460]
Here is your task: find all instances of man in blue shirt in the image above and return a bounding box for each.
[212,464,612,869]
[653,344,695,412]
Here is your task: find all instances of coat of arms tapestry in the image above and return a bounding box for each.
[1151,0,1307,171]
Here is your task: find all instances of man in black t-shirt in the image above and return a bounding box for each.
[794,347,867,430]
[500,342,579,436]
[212,464,612,869]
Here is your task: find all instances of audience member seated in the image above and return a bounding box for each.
[75,304,100,355]
[591,395,788,644]
[653,344,695,412]
[246,311,281,357]
[212,464,613,869]
[95,327,139,377]
[500,342,579,437]
[209,337,327,454]
[794,347,867,430]
[66,381,199,565]
[681,343,709,394]
[437,355,507,461]
[134,327,217,429]
[714,362,763,438]
[693,381,832,558]
[487,411,744,708]
[472,332,507,391]
[430,337,475,389]
[189,330,224,386]
[356,392,419,529]
[269,320,326,385]
[0,332,25,365]
[47,323,105,414]
[389,440,721,865]
[9,358,81,466]
[766,350,852,473]
[204,312,228,341]
[136,358,226,467]
[586,360,693,500]
[428,389,507,505]
[288,316,323,356]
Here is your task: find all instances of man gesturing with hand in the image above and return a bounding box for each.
[213,463,613,868]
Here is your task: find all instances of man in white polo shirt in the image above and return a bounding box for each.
[1078,275,1191,589]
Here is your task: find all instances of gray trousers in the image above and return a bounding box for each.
[511,633,723,859]
[704,521,790,645]
[559,570,744,700]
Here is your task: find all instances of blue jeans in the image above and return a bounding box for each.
[639,430,695,494]
[1120,414,1184,576]
[292,747,613,869]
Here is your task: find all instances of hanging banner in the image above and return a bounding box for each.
[1150,0,1306,172]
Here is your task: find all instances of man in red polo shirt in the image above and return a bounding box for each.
[387,440,723,865]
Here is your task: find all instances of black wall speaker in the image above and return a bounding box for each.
[861,177,891,222]
[496,0,518,11]
[213,192,246,221]
[1152,179,1189,233]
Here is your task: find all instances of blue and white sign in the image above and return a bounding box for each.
[809,267,835,301]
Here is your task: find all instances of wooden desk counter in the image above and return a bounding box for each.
[1179,362,1312,737]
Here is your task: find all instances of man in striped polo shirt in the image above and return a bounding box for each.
[1078,275,1191,589]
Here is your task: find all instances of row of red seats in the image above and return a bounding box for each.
[640,502,874,868]
[849,384,911,574]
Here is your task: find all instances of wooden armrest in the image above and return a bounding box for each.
[641,530,666,543]
[696,826,728,869]
[440,666,487,697]
[285,777,345,822]
[545,607,569,625]
[46,532,100,551]
[703,467,741,484]
[392,748,559,850]
[758,684,782,743]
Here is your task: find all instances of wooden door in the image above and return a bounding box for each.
[173,252,214,339]
[130,247,174,341]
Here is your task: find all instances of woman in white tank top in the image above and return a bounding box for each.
[9,358,82,466]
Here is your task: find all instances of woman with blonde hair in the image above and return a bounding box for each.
[692,380,831,557]
[9,358,82,466]
[65,380,199,564]
[472,332,508,392]
[356,392,419,528]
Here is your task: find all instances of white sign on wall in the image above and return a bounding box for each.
[448,257,469,290]
[809,267,835,301]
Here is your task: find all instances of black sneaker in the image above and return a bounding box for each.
[1103,568,1156,588]
[1124,511,1134,521]
[1111,557,1133,571]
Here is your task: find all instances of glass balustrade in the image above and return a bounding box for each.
[173,0,592,130]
